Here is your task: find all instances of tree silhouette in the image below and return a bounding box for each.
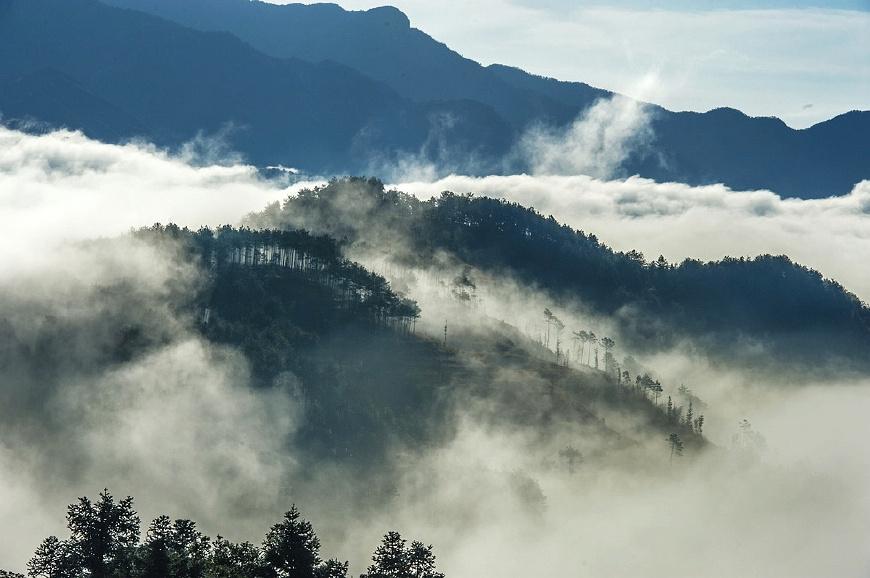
[262,507,321,578]
[599,337,615,373]
[209,537,263,578]
[27,493,358,578]
[571,330,588,366]
[586,332,597,366]
[559,445,584,474]
[314,559,348,578]
[407,542,443,578]
[365,532,408,577]
[668,433,684,463]
[363,532,443,578]
[66,490,140,578]
[27,537,72,578]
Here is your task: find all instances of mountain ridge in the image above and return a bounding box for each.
[1,0,867,197]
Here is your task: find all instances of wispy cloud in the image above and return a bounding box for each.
[518,94,653,179]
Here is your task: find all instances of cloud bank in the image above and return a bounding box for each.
[0,127,309,568]
[2,124,870,578]
[0,126,306,272]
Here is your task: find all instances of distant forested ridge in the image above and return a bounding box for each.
[1,0,867,196]
[248,178,870,373]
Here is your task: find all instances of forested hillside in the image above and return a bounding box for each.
[248,178,870,372]
[125,224,704,469]
[3,216,711,577]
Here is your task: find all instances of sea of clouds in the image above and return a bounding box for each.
[2,123,870,576]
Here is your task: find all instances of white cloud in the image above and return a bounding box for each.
[2,124,870,577]
[0,128,308,568]
[0,126,310,273]
[334,380,870,578]
[519,95,653,179]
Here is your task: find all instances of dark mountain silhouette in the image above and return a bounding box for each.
[0,0,511,172]
[1,0,867,196]
[0,68,147,140]
[98,0,870,198]
[101,0,593,129]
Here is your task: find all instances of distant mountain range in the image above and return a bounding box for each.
[1,0,867,197]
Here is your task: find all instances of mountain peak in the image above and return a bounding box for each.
[364,6,411,29]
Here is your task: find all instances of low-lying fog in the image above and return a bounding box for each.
[1,125,868,576]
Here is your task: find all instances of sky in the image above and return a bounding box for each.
[272,0,870,128]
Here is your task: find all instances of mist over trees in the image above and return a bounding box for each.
[130,222,705,466]
[248,177,870,373]
[3,175,864,575]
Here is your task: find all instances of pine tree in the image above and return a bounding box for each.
[407,542,444,578]
[262,506,321,578]
[365,532,408,577]
[27,536,72,578]
[668,433,684,464]
[65,490,140,578]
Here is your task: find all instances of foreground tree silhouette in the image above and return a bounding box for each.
[365,532,407,577]
[362,532,443,578]
[26,537,71,578]
[28,490,140,578]
[208,537,262,578]
[313,560,348,578]
[28,493,350,578]
[406,542,443,578]
[141,516,210,578]
[71,490,140,578]
[262,506,321,578]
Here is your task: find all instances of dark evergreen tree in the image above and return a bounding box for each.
[406,542,444,578]
[64,490,140,578]
[313,560,347,578]
[668,433,684,463]
[261,507,321,578]
[365,532,409,577]
[209,538,263,578]
[27,537,73,578]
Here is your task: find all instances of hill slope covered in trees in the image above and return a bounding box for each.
[248,178,870,373]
